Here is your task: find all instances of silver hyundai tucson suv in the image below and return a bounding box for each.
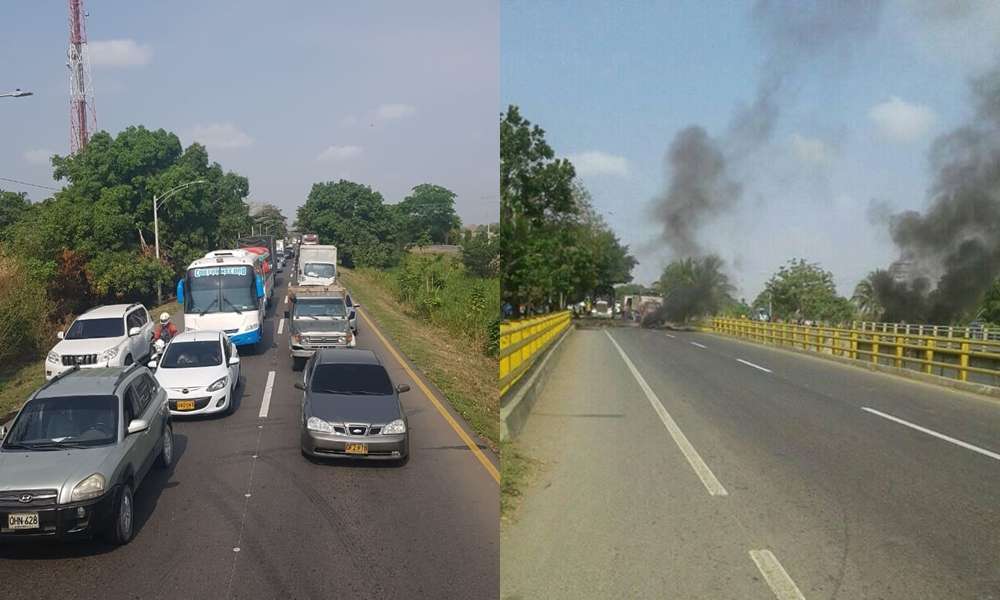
[0,364,173,544]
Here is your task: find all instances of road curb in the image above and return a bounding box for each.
[501,324,574,440]
[707,331,1000,404]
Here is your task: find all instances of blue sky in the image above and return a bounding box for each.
[502,0,1000,299]
[1,0,499,226]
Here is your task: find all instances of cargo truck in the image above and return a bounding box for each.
[297,244,338,286]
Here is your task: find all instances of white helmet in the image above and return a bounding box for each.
[159,312,170,324]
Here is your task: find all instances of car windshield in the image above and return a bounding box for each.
[310,363,393,395]
[303,263,336,278]
[160,340,222,368]
[294,298,347,318]
[186,266,257,314]
[3,395,118,449]
[65,317,124,339]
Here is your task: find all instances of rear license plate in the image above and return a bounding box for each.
[345,443,368,455]
[8,512,39,530]
[176,400,195,411]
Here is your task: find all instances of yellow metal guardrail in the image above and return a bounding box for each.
[500,311,571,396]
[713,318,1000,386]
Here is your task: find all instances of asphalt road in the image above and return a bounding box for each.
[0,272,499,600]
[501,326,1000,600]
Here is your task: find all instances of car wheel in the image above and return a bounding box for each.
[106,483,135,545]
[156,424,173,469]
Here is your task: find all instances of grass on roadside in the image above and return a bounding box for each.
[501,439,539,521]
[340,267,499,449]
[0,298,181,422]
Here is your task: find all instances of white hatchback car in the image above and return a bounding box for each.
[46,304,155,380]
[149,330,241,416]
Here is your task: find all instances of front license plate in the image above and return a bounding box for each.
[345,443,368,455]
[8,512,39,530]
[176,400,195,411]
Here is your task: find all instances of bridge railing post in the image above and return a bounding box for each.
[872,333,880,365]
[960,341,970,381]
[925,338,934,375]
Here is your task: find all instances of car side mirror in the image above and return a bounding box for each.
[294,381,306,391]
[147,360,158,369]
[229,355,240,366]
[284,310,290,319]
[127,419,149,435]
[57,331,64,340]
[396,383,410,394]
[0,425,7,439]
[352,303,361,309]
[129,326,141,337]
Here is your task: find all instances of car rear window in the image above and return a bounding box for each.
[65,317,124,339]
[3,395,118,448]
[160,341,223,368]
[310,363,393,395]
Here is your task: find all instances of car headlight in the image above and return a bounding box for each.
[101,347,119,361]
[382,419,406,435]
[47,351,60,364]
[207,376,229,392]
[71,473,106,501]
[306,416,335,433]
[290,334,302,346]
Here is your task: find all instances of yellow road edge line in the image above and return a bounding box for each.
[358,309,500,484]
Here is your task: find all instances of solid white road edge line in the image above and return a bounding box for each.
[604,330,728,496]
[258,370,275,418]
[749,550,806,600]
[690,341,707,349]
[665,333,676,338]
[861,406,1000,461]
[737,358,772,373]
[277,318,285,335]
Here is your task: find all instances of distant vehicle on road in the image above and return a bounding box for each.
[297,244,338,286]
[302,233,319,245]
[285,285,357,370]
[148,330,241,416]
[46,304,155,380]
[0,364,173,544]
[177,250,266,350]
[296,349,410,462]
[592,299,613,318]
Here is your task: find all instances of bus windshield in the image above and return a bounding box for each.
[186,266,257,314]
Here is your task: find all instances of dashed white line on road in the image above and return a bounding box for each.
[258,370,275,418]
[665,333,676,338]
[737,358,772,373]
[750,550,806,600]
[605,330,728,496]
[862,406,1000,462]
[277,318,285,335]
[284,295,289,305]
[690,341,707,349]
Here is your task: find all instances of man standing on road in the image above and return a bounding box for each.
[152,312,179,342]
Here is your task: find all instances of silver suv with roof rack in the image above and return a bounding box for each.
[0,363,172,545]
[46,303,155,380]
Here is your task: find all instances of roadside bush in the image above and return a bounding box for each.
[0,254,54,364]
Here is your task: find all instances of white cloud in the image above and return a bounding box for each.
[89,39,152,68]
[565,151,630,178]
[790,133,832,165]
[316,145,363,162]
[23,149,54,166]
[187,123,254,149]
[375,103,416,121]
[869,97,937,143]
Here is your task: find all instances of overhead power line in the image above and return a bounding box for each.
[0,177,61,192]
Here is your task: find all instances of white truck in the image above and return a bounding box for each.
[297,244,338,286]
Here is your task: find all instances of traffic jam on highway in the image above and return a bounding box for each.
[0,235,411,544]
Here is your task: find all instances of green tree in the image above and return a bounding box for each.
[852,270,886,321]
[395,184,462,244]
[650,255,735,323]
[459,229,499,278]
[251,203,289,238]
[0,189,32,238]
[295,180,398,268]
[978,278,1000,324]
[758,258,855,323]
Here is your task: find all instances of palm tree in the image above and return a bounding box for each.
[852,270,885,321]
[655,255,735,323]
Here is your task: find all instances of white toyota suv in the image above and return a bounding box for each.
[46,304,156,380]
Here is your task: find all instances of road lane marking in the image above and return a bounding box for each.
[690,341,707,349]
[665,333,676,338]
[358,309,500,484]
[861,407,1000,461]
[284,295,289,305]
[258,370,275,418]
[604,330,728,496]
[750,550,806,600]
[277,318,285,335]
[737,358,772,373]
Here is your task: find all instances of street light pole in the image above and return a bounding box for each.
[152,179,208,303]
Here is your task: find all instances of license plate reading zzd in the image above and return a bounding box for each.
[8,512,39,530]
[345,443,368,455]
[176,400,195,411]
